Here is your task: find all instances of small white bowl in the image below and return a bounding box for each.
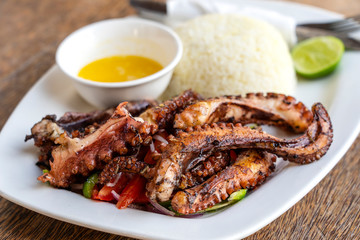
[56,18,182,108]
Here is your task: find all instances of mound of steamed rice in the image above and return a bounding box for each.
[161,14,296,99]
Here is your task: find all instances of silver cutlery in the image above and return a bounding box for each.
[130,0,360,50]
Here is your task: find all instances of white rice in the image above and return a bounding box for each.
[161,14,296,99]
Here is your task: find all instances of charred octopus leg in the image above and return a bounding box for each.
[174,93,313,133]
[179,151,231,189]
[38,103,157,188]
[139,89,202,129]
[172,150,276,214]
[26,100,157,169]
[147,103,333,202]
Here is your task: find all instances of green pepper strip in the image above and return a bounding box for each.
[205,189,247,212]
[83,173,99,199]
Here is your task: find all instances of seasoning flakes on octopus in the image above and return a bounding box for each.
[26,90,333,216]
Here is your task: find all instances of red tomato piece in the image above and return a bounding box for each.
[97,173,130,201]
[91,185,100,200]
[144,150,157,165]
[116,174,147,209]
[133,189,149,204]
[230,150,237,162]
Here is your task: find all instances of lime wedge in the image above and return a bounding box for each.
[291,36,344,79]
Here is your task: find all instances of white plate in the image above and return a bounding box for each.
[1,1,360,239]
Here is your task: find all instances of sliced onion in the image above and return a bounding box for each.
[106,172,122,187]
[148,198,175,216]
[149,141,155,153]
[111,190,120,201]
[153,135,169,145]
[147,199,204,218]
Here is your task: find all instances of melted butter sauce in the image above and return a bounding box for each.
[78,55,163,83]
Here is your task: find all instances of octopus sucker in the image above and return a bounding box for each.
[171,150,276,214]
[179,151,231,189]
[174,92,313,133]
[147,102,332,202]
[139,89,202,129]
[98,155,140,184]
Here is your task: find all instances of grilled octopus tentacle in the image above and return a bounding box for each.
[147,103,333,202]
[179,151,231,189]
[38,102,157,188]
[98,156,147,184]
[25,100,156,169]
[139,89,202,129]
[172,150,276,214]
[174,93,313,133]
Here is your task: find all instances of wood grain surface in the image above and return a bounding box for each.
[0,0,359,239]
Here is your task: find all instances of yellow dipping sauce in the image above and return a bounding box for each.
[78,55,163,83]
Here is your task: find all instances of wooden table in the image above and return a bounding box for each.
[0,0,359,239]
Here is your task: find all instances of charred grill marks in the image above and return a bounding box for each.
[147,103,332,202]
[174,92,313,133]
[139,89,202,129]
[27,91,333,214]
[172,150,276,214]
[37,103,157,187]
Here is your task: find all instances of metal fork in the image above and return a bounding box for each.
[296,27,360,50]
[129,0,360,50]
[296,15,360,50]
[298,14,360,33]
